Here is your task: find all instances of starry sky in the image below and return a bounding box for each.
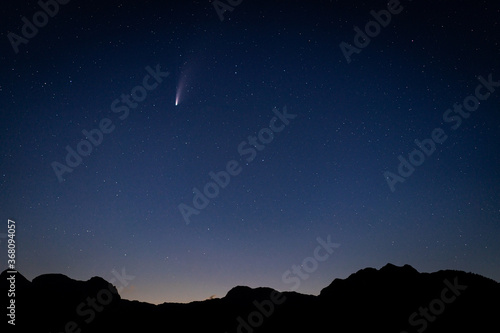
[1,0,499,304]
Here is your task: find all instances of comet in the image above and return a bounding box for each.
[175,74,187,106]
[175,86,181,106]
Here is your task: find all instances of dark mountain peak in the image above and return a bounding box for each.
[1,269,31,293]
[32,273,87,295]
[1,269,30,284]
[381,262,398,270]
[319,263,421,298]
[31,273,116,290]
[380,263,418,274]
[28,272,121,307]
[347,263,419,280]
[88,275,119,293]
[379,262,419,276]
[32,273,75,286]
[226,285,252,296]
[224,285,277,302]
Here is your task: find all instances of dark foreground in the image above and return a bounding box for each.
[2,263,499,332]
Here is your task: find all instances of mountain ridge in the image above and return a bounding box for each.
[2,263,499,332]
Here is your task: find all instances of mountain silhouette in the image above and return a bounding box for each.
[2,263,499,332]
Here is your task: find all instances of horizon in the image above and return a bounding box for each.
[4,261,499,305]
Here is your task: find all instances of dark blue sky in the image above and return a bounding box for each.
[1,0,499,304]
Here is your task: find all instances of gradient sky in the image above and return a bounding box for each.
[1,0,499,304]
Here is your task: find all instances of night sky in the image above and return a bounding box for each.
[1,0,499,304]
